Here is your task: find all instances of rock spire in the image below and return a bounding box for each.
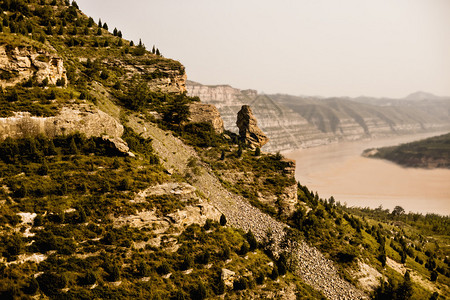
[236,105,269,148]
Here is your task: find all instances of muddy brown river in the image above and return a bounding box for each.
[285,132,450,215]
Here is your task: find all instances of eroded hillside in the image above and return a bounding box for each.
[187,81,450,152]
[0,1,448,300]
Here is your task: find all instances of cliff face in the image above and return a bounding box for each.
[187,81,450,152]
[0,45,67,87]
[0,104,123,140]
[186,81,334,152]
[114,57,186,94]
[236,105,269,148]
[188,102,224,134]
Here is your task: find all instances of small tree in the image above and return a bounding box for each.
[102,23,108,30]
[392,206,405,216]
[430,270,438,282]
[255,147,261,156]
[69,137,78,154]
[190,282,207,300]
[246,230,258,251]
[237,145,243,158]
[219,214,227,226]
[98,19,102,27]
[270,265,279,280]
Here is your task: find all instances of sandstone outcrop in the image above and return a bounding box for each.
[106,56,186,94]
[0,45,67,87]
[187,81,450,153]
[188,102,224,134]
[236,105,269,148]
[0,104,123,140]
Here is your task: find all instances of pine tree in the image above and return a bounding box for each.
[71,1,78,9]
[46,23,53,35]
[98,19,102,28]
[129,40,134,46]
[219,214,227,226]
[255,147,261,156]
[102,23,108,30]
[96,27,101,35]
[69,137,78,154]
[118,30,122,38]
[152,45,156,54]
[156,48,160,56]
[87,17,94,27]
[113,27,117,36]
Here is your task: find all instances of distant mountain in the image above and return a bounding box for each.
[404,91,445,101]
[187,82,450,152]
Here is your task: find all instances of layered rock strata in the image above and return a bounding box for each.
[236,105,269,148]
[0,45,67,87]
[0,104,123,140]
[187,81,450,153]
[188,102,224,134]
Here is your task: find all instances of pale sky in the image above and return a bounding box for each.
[76,0,450,98]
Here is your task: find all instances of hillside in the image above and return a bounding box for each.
[0,1,448,300]
[363,132,450,169]
[187,82,450,152]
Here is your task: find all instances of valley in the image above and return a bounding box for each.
[285,132,450,215]
[187,81,450,153]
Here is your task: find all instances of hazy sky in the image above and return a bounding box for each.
[76,0,450,98]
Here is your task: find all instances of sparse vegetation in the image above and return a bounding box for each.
[0,1,447,299]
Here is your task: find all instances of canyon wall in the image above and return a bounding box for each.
[187,81,450,153]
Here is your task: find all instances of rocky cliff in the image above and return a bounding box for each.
[0,103,128,153]
[0,45,67,87]
[187,81,450,152]
[188,102,224,134]
[236,105,269,148]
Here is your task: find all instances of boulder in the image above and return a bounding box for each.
[188,103,224,134]
[236,105,269,148]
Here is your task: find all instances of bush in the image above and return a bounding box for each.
[22,276,39,295]
[78,270,96,285]
[270,265,279,280]
[245,230,258,251]
[190,282,207,300]
[239,242,249,256]
[156,261,171,275]
[219,214,227,226]
[233,277,247,290]
[37,272,66,296]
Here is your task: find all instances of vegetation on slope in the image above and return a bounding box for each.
[0,1,448,300]
[364,132,450,168]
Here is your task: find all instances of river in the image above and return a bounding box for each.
[284,132,450,215]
